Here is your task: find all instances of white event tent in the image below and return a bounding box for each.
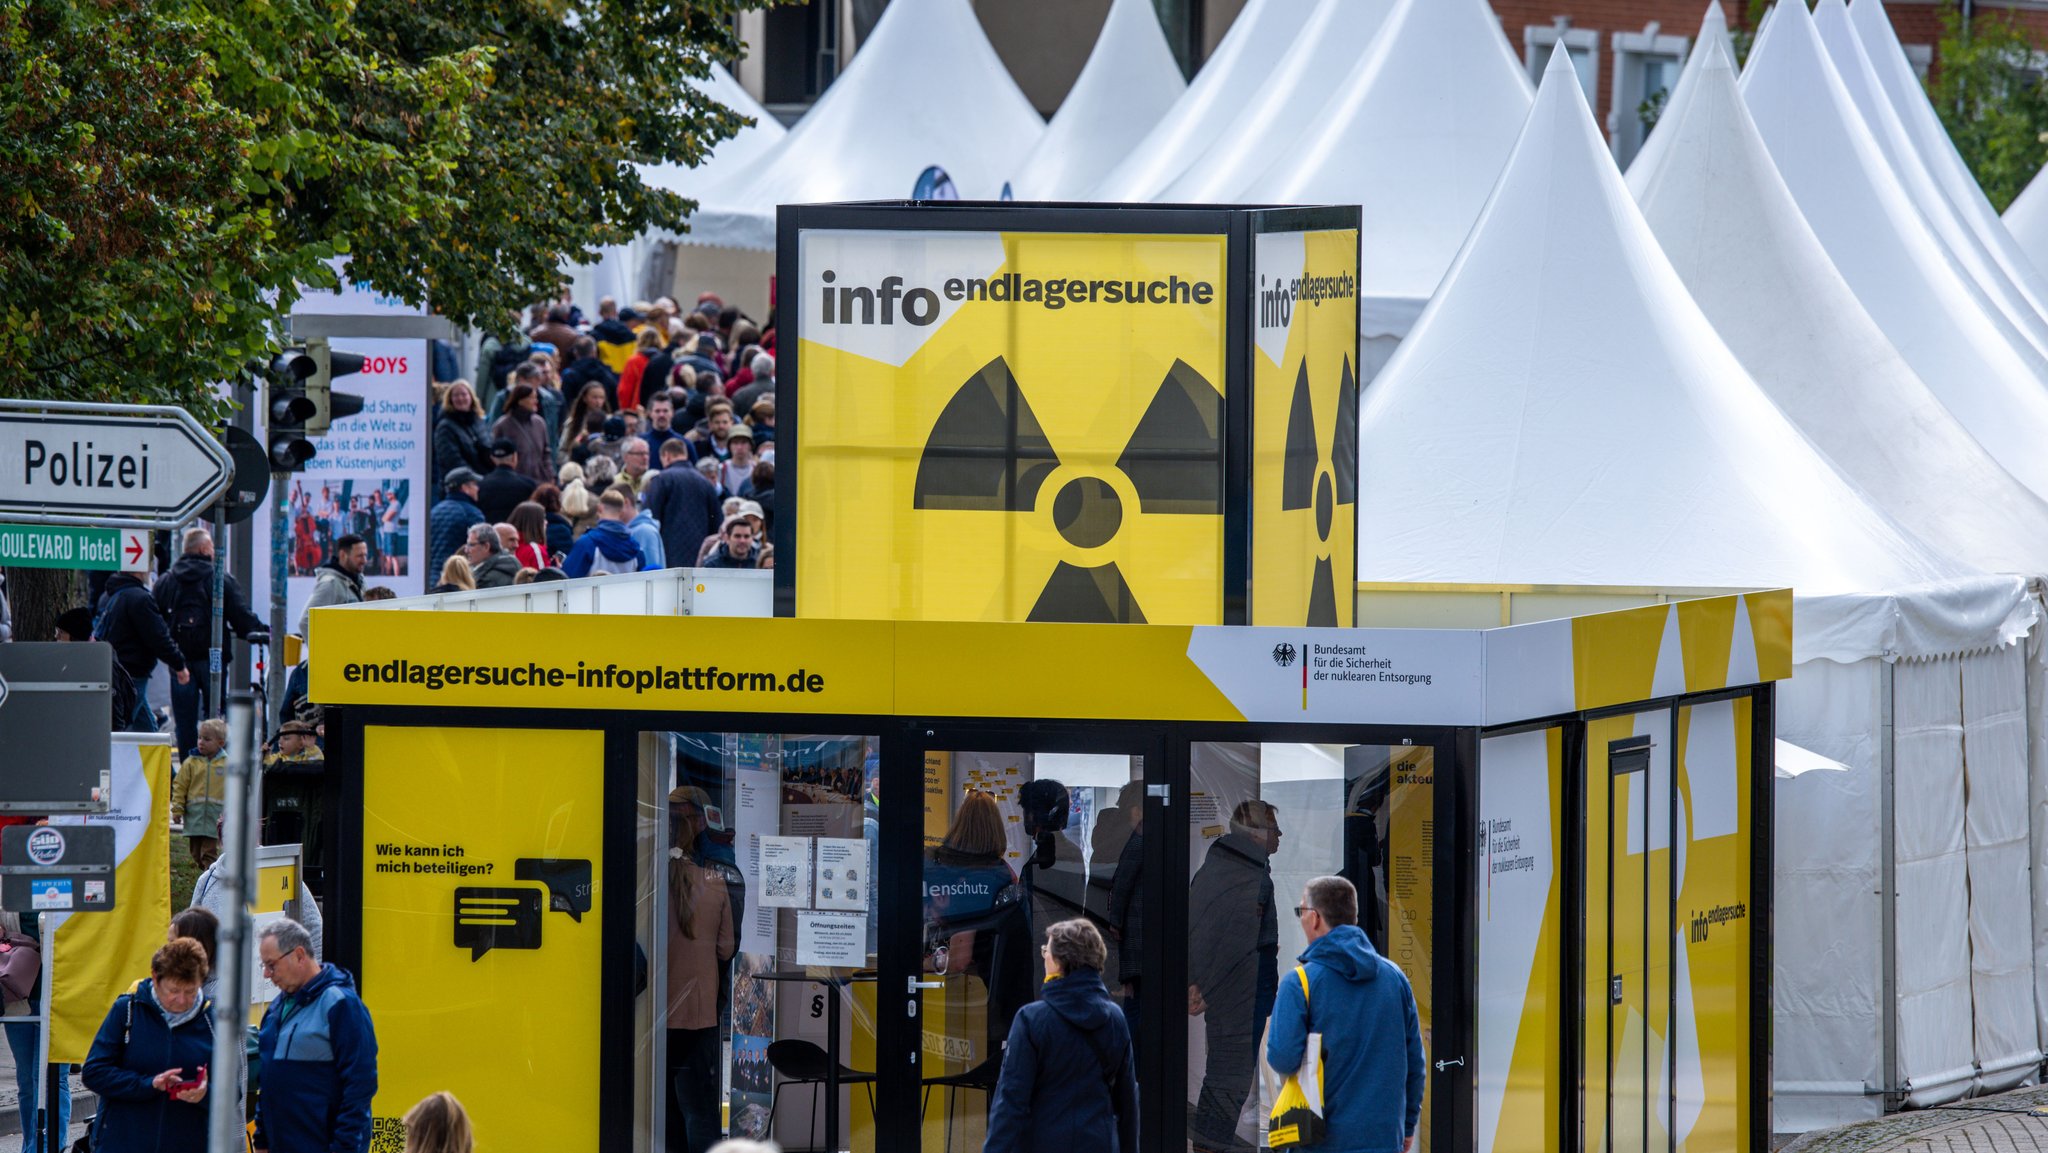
[1006,0,1185,200]
[1630,9,2046,1125]
[684,0,1044,252]
[2005,167,2048,280]
[1089,0,1321,202]
[1156,0,1395,203]
[1740,0,2048,502]
[1849,0,2048,338]
[1811,0,2048,364]
[1233,0,1533,378]
[563,63,786,309]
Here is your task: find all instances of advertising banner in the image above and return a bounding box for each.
[360,726,604,1152]
[794,228,1230,624]
[46,737,172,1063]
[1251,228,1360,626]
[254,332,429,636]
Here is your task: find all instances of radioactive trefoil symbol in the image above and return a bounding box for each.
[1280,355,1358,627]
[914,356,1223,623]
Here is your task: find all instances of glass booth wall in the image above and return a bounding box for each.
[644,732,884,1153]
[917,748,1145,1150]
[1183,742,1436,1153]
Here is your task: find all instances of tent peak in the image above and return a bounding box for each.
[1542,40,1579,83]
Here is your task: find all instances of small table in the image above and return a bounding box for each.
[753,968,878,1150]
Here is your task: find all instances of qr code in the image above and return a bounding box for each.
[370,1116,406,1153]
[764,864,799,899]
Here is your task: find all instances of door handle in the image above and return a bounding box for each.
[908,976,942,992]
[1435,1057,1465,1073]
[1611,976,1625,1004]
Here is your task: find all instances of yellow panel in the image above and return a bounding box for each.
[361,727,605,1153]
[1674,596,1739,695]
[1572,606,1671,712]
[1743,591,1795,683]
[1494,727,1566,1153]
[1675,699,1754,1153]
[797,232,1229,624]
[894,622,1242,722]
[1388,748,1436,1153]
[1251,229,1359,627]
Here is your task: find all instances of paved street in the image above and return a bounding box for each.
[0,1030,90,1150]
[1787,1086,2048,1153]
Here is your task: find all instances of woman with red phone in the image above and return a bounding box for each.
[81,938,215,1152]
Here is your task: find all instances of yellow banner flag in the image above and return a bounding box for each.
[47,737,173,1064]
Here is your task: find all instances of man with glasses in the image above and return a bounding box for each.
[253,919,379,1153]
[1269,876,1425,1153]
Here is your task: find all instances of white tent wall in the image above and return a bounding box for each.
[1891,656,1976,1107]
[1961,644,2042,1095]
[2030,600,2048,1061]
[2007,168,2048,284]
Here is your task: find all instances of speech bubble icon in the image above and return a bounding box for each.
[514,858,593,922]
[452,887,543,961]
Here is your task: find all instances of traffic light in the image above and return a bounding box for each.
[304,336,366,436]
[267,351,317,472]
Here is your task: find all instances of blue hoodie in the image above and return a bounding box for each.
[254,963,379,1153]
[562,518,649,578]
[984,968,1138,1153]
[1266,924,1425,1153]
[626,508,667,568]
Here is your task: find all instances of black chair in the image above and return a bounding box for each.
[766,1039,876,1152]
[921,1051,1003,1153]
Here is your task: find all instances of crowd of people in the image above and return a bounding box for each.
[427,293,778,590]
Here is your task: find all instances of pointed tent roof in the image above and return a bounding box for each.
[1156,0,1396,202]
[1239,0,1533,334]
[1811,0,2048,362]
[1628,16,2048,574]
[1740,0,2048,500]
[1851,0,2048,318]
[564,63,789,307]
[1356,49,1969,596]
[1006,0,1186,200]
[684,0,1044,251]
[1089,0,1322,201]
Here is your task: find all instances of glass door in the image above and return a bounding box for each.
[904,724,1163,1153]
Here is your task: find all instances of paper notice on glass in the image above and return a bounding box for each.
[734,766,781,954]
[759,836,812,908]
[813,837,869,911]
[796,911,868,967]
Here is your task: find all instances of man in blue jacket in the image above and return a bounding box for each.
[428,468,487,578]
[255,918,378,1153]
[562,489,651,577]
[1267,875,1425,1153]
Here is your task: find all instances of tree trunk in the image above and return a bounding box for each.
[3,566,87,643]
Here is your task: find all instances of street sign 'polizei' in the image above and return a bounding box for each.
[0,399,234,529]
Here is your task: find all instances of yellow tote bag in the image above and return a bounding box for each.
[1268,966,1326,1147]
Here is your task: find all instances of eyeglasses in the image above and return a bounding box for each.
[1293,905,1314,918]
[258,947,300,973]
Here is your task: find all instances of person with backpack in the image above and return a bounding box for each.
[983,918,1138,1153]
[95,565,188,733]
[81,937,216,1153]
[561,489,650,578]
[154,527,268,757]
[1267,876,1425,1153]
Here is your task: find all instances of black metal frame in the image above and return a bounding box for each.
[322,681,1773,1153]
[771,201,1361,627]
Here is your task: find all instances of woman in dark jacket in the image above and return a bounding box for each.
[82,938,215,1153]
[433,381,491,494]
[491,383,554,483]
[983,918,1138,1153]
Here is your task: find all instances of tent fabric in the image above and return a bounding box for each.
[1005,0,1185,200]
[1353,47,1971,599]
[1739,0,2048,503]
[1089,0,1320,202]
[2005,166,2048,286]
[683,0,1043,251]
[1959,644,2043,1094]
[1811,0,2048,365]
[1892,655,1976,1107]
[1850,0,2048,334]
[1239,0,1531,338]
[2027,597,2048,1055]
[1795,581,2038,667]
[564,63,788,307]
[1626,22,2048,578]
[1156,0,1395,202]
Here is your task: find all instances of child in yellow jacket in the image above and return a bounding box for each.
[171,718,227,867]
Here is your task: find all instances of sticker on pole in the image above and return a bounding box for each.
[32,878,72,909]
[24,827,65,866]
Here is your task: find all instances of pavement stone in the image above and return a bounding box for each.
[1786,1085,2048,1153]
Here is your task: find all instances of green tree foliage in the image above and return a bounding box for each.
[1929,1,2048,213]
[349,0,749,335]
[0,0,753,415]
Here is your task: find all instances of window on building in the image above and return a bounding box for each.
[1904,43,1933,81]
[1525,18,1600,106]
[1611,24,1690,168]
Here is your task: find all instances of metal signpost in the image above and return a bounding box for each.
[0,399,235,529]
[209,696,261,1153]
[0,643,113,812]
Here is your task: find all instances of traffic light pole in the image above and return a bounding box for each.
[268,471,287,731]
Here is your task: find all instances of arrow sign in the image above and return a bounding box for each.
[0,673,9,712]
[0,399,234,529]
